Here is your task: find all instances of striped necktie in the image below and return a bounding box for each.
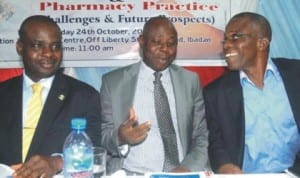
[22,83,43,162]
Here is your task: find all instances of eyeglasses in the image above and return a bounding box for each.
[221,33,255,44]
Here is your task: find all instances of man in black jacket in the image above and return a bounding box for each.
[0,15,101,177]
[204,12,300,173]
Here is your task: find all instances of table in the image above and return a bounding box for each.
[103,175,291,178]
[103,171,293,178]
[53,173,293,178]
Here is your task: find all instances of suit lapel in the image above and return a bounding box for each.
[274,58,300,132]
[122,64,139,107]
[27,73,68,158]
[225,72,244,124]
[169,65,188,152]
[8,76,23,162]
[170,66,184,119]
[115,63,140,124]
[224,72,245,166]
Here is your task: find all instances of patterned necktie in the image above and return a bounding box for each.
[23,83,43,162]
[153,72,180,171]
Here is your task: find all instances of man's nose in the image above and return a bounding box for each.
[41,46,53,57]
[159,43,169,51]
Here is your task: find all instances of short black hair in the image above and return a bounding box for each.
[230,12,272,41]
[18,15,61,41]
[142,15,177,37]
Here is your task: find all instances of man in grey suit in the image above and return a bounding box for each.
[100,15,208,175]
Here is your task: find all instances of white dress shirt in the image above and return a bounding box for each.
[123,62,183,173]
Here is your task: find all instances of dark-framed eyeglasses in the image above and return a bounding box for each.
[221,33,255,44]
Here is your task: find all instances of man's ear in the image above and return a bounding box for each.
[257,37,269,51]
[16,39,23,56]
[137,35,144,47]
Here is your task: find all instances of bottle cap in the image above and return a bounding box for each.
[71,118,86,130]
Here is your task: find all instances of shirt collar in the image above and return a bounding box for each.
[140,61,170,81]
[23,72,55,90]
[239,58,280,85]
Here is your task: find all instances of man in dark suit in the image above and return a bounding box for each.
[204,12,300,173]
[0,15,101,177]
[100,16,208,175]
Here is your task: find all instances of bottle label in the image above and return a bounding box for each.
[64,147,93,178]
[68,171,93,178]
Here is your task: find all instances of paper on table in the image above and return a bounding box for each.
[0,164,66,178]
[145,172,211,178]
[0,164,14,178]
[285,167,300,178]
[109,169,127,178]
[213,173,291,178]
[145,172,291,178]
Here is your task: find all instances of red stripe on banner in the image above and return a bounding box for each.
[0,67,226,87]
[0,68,23,82]
[184,66,226,87]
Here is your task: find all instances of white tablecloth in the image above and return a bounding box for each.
[103,175,291,178]
[102,170,292,178]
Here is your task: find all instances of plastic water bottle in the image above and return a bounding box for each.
[63,118,93,178]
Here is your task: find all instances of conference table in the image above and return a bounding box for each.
[41,173,298,178]
[101,174,293,178]
[7,172,296,178]
[47,172,298,178]
[51,171,294,178]
[99,170,295,178]
[0,164,295,178]
[0,164,294,178]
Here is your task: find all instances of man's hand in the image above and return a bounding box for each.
[11,155,63,178]
[171,166,190,172]
[217,163,243,174]
[118,108,151,145]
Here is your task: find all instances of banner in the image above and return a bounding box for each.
[0,0,233,68]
